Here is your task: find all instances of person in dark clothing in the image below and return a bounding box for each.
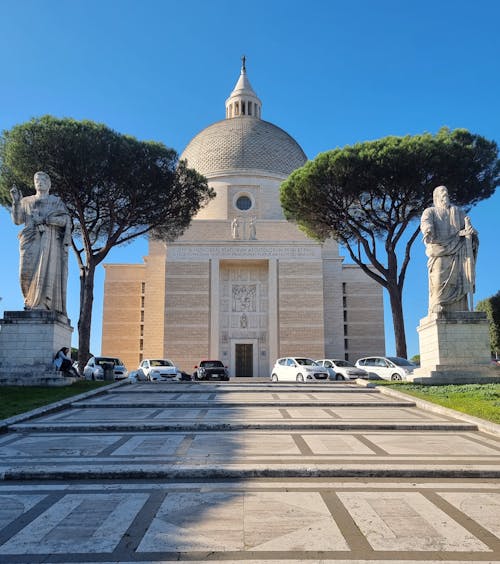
[54,347,79,378]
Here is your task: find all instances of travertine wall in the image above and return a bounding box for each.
[340,265,385,361]
[322,257,346,358]
[143,240,166,361]
[101,264,145,371]
[278,260,325,359]
[163,260,210,372]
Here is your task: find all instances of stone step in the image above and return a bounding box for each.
[10,421,478,432]
[71,400,416,408]
[2,462,498,480]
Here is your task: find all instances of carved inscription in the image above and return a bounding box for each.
[168,246,319,260]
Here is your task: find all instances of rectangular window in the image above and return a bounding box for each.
[241,101,246,115]
[344,338,349,350]
[141,282,145,294]
[343,310,347,322]
[140,311,144,322]
[141,296,145,308]
[140,339,143,351]
[343,296,347,308]
[342,282,346,294]
[140,325,144,337]
[344,324,348,336]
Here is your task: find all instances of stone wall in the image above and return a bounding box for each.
[101,263,145,371]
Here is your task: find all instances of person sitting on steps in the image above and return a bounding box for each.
[53,347,80,378]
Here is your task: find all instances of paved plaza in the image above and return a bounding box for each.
[0,380,499,563]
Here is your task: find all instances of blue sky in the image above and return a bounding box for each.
[1,0,499,358]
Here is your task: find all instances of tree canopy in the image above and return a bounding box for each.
[476,291,500,357]
[0,116,214,367]
[280,127,500,358]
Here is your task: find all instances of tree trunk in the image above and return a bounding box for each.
[387,282,407,358]
[77,261,96,372]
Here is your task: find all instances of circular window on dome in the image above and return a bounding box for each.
[235,195,253,211]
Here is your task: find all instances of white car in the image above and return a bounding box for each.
[355,356,416,381]
[271,357,329,382]
[83,356,128,380]
[316,359,369,380]
[137,359,182,381]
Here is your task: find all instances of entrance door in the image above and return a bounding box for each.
[235,344,253,377]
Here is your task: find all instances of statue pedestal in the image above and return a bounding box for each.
[0,311,75,386]
[409,311,500,384]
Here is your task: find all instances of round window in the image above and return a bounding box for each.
[236,195,252,211]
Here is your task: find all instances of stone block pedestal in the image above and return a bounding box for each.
[410,311,500,384]
[0,310,74,386]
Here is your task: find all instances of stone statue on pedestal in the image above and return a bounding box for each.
[10,172,72,315]
[420,185,478,315]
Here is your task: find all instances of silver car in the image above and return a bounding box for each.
[316,359,369,380]
[355,356,415,381]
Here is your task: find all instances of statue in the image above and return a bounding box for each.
[10,171,72,315]
[249,216,257,240]
[231,216,241,239]
[420,185,478,314]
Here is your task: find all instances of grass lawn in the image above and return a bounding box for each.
[377,382,500,424]
[0,380,108,420]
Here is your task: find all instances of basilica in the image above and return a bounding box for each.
[101,61,385,376]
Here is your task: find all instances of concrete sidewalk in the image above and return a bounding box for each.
[0,380,499,563]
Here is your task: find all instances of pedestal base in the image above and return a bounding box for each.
[0,310,74,386]
[410,311,500,384]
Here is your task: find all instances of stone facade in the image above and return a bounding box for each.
[101,62,385,375]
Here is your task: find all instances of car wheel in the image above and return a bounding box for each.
[296,373,304,383]
[391,373,403,381]
[271,373,278,382]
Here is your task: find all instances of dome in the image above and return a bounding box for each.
[180,116,307,178]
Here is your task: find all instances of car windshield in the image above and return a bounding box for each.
[95,357,121,366]
[387,357,414,366]
[150,360,173,367]
[201,360,224,368]
[333,360,354,367]
[295,358,318,366]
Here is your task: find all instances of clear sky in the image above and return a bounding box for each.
[1,0,499,359]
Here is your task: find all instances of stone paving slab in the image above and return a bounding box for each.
[0,479,499,563]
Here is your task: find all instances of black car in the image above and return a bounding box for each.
[193,360,229,381]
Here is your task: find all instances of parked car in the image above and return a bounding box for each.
[83,356,128,380]
[193,360,229,381]
[316,358,369,380]
[355,356,416,381]
[271,357,329,382]
[137,359,182,381]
